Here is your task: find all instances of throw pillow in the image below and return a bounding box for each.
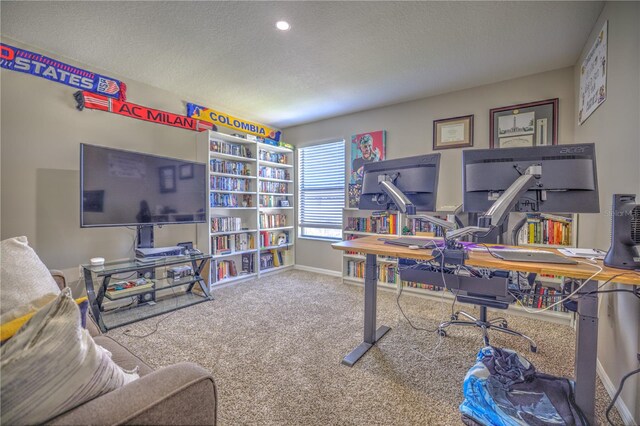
[1,289,138,424]
[0,236,61,323]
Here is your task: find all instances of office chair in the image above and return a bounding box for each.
[437,292,538,353]
[437,214,538,353]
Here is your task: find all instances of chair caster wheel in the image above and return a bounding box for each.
[530,346,538,353]
[451,314,458,321]
[437,328,448,337]
[499,321,508,329]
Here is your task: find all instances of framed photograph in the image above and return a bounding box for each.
[82,190,104,212]
[159,166,176,193]
[433,115,474,150]
[179,163,193,180]
[490,98,558,148]
[349,130,386,207]
[279,199,290,207]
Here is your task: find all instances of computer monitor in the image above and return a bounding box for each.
[463,143,599,214]
[359,154,441,212]
[459,143,599,243]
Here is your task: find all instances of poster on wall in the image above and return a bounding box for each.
[578,21,607,125]
[186,103,281,141]
[75,91,215,132]
[0,43,127,100]
[348,130,386,208]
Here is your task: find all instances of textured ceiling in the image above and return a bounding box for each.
[1,1,602,128]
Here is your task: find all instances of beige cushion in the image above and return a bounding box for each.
[0,236,60,323]
[0,289,139,425]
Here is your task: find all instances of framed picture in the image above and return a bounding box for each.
[279,199,290,207]
[179,163,194,180]
[490,98,558,148]
[433,115,474,150]
[349,130,386,207]
[159,166,176,193]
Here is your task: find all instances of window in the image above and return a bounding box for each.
[298,140,346,240]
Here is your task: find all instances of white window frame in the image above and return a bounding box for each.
[297,140,346,241]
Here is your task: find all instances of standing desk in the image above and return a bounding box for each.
[332,235,640,424]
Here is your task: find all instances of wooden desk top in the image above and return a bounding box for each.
[332,235,640,286]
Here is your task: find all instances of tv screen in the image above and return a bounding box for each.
[80,144,207,227]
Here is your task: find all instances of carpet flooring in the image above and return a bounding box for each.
[108,270,624,425]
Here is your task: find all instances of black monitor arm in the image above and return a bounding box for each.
[378,176,456,231]
[447,165,542,241]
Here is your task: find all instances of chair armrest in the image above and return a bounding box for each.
[50,269,67,291]
[49,362,217,425]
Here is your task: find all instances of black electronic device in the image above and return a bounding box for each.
[137,290,156,304]
[80,144,207,249]
[463,144,599,214]
[604,194,640,270]
[461,143,599,243]
[359,154,441,213]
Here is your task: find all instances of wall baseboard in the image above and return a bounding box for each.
[293,264,341,277]
[597,359,636,425]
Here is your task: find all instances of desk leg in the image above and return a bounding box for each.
[342,254,391,367]
[575,279,598,424]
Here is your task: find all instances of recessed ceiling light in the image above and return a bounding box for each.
[276,21,291,31]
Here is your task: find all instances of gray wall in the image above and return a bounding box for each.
[573,2,640,420]
[0,38,206,287]
[286,67,576,272]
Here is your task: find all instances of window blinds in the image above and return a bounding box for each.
[298,140,345,230]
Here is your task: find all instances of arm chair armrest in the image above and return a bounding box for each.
[50,269,67,291]
[49,269,102,336]
[48,362,217,425]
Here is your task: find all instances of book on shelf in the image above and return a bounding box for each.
[258,150,288,164]
[210,139,253,158]
[345,260,397,284]
[260,230,289,248]
[517,214,573,246]
[345,212,397,234]
[211,216,244,233]
[213,232,255,254]
[259,213,287,229]
[259,166,290,180]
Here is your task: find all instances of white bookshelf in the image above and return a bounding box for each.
[196,130,295,288]
[341,208,402,290]
[257,141,295,274]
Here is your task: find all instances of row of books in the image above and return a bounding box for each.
[259,195,288,208]
[210,176,252,192]
[210,159,252,176]
[259,166,290,180]
[210,139,252,159]
[518,285,568,312]
[259,213,287,229]
[259,181,289,193]
[216,260,237,280]
[345,212,397,234]
[259,230,289,248]
[212,232,255,255]
[211,216,243,233]
[260,249,285,269]
[517,214,573,246]
[210,193,252,208]
[409,216,448,237]
[258,150,288,164]
[345,260,397,284]
[403,281,444,291]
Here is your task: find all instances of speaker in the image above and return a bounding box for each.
[138,291,156,304]
[604,194,640,270]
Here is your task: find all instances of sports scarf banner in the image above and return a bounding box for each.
[187,103,281,141]
[75,91,215,132]
[1,43,127,100]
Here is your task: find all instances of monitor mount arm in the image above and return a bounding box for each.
[446,164,542,241]
[378,175,456,231]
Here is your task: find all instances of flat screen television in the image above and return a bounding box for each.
[80,144,207,228]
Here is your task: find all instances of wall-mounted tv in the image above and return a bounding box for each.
[80,144,206,227]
